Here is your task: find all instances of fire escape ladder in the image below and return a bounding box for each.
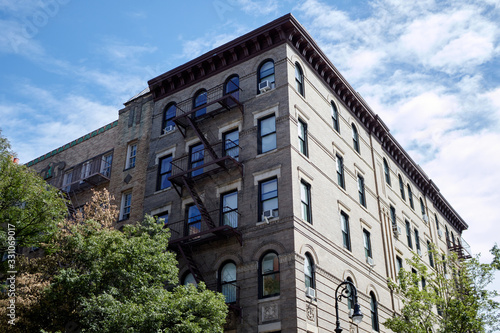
[177,244,204,284]
[186,117,220,163]
[60,191,76,218]
[182,177,216,229]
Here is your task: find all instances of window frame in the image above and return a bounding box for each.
[185,204,202,236]
[406,220,413,249]
[427,241,434,268]
[295,62,304,96]
[304,253,315,290]
[155,211,169,225]
[189,143,205,177]
[407,184,414,209]
[219,261,237,304]
[259,177,278,221]
[224,75,240,100]
[258,114,277,154]
[193,89,207,118]
[331,101,340,132]
[220,190,238,228]
[120,191,132,221]
[346,276,354,310]
[370,292,380,332]
[415,228,421,252]
[341,211,351,251]
[352,123,360,153]
[157,155,173,191]
[259,251,280,298]
[101,153,113,178]
[126,143,137,169]
[62,169,73,192]
[390,205,396,225]
[223,129,239,160]
[383,158,391,186]
[420,198,426,219]
[298,118,308,156]
[162,102,177,134]
[363,229,372,259]
[336,154,345,189]
[358,174,366,207]
[399,175,406,200]
[300,180,312,223]
[257,59,275,94]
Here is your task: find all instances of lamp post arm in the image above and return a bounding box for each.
[334,280,358,333]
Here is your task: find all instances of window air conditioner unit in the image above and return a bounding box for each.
[366,257,375,267]
[305,287,316,299]
[417,249,422,256]
[423,214,429,223]
[259,80,271,93]
[392,224,402,236]
[164,125,175,134]
[438,229,443,238]
[262,209,278,223]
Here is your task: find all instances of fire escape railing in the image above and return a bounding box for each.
[448,237,472,260]
[61,153,112,193]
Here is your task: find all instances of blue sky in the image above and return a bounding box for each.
[1,0,500,298]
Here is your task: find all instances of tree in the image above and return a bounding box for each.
[0,190,228,332]
[0,131,67,259]
[384,245,500,333]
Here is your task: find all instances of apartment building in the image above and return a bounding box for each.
[27,14,471,333]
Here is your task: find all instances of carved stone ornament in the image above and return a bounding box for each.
[262,303,279,322]
[306,304,316,322]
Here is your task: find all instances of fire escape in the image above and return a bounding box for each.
[448,237,472,260]
[167,83,243,297]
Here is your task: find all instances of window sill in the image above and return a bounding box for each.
[123,166,135,172]
[159,128,177,137]
[154,187,172,195]
[256,217,279,226]
[256,148,278,158]
[256,87,276,97]
[258,295,280,303]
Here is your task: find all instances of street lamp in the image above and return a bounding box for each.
[334,280,363,333]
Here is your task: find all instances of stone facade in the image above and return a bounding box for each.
[28,14,469,333]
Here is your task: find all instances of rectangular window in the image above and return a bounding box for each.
[156,211,168,225]
[396,256,403,274]
[336,154,345,189]
[189,143,204,177]
[406,220,413,249]
[157,155,173,190]
[341,211,351,251]
[363,229,372,259]
[223,129,239,160]
[126,144,137,169]
[390,205,396,225]
[258,115,276,154]
[221,191,238,228]
[186,204,201,235]
[415,228,421,252]
[101,153,113,177]
[298,119,308,156]
[428,241,434,268]
[259,178,278,220]
[62,170,73,192]
[358,175,366,207]
[408,184,414,209]
[120,192,132,221]
[300,180,311,223]
[80,161,91,183]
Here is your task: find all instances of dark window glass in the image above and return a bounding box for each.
[258,60,275,93]
[331,102,340,132]
[390,205,396,225]
[258,115,276,153]
[352,124,360,153]
[336,154,345,189]
[370,292,380,332]
[224,75,240,101]
[183,272,197,286]
[383,158,391,185]
[156,211,168,225]
[300,181,311,223]
[435,213,440,232]
[157,155,172,190]
[407,184,414,209]
[260,252,280,298]
[219,262,237,303]
[363,229,372,259]
[189,143,204,177]
[260,178,278,219]
[298,119,308,156]
[406,220,413,249]
[193,90,207,117]
[420,198,426,219]
[428,241,434,268]
[346,277,354,310]
[415,228,421,252]
[295,63,304,96]
[399,175,405,200]
[341,211,351,251]
[396,256,403,274]
[162,103,176,133]
[221,191,238,228]
[304,253,314,289]
[358,175,366,207]
[223,129,239,160]
[186,205,201,236]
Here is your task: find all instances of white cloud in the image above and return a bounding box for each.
[231,0,279,16]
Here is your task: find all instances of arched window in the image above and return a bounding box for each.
[399,175,406,200]
[445,226,450,246]
[304,253,314,290]
[451,231,456,247]
[346,277,354,310]
[193,90,207,117]
[383,158,391,185]
[219,261,237,303]
[183,272,197,286]
[352,123,360,153]
[258,60,275,93]
[162,103,176,134]
[224,75,239,101]
[295,62,304,96]
[331,101,340,132]
[370,292,380,332]
[420,198,426,219]
[259,251,280,298]
[407,184,414,209]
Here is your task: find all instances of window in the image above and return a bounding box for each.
[435,213,440,233]
[101,153,113,177]
[451,231,456,247]
[295,62,304,96]
[183,272,197,286]
[390,205,396,226]
[407,184,414,209]
[346,277,354,310]
[370,292,380,332]
[80,161,91,183]
[363,229,372,259]
[189,143,204,177]
[258,60,275,93]
[223,129,239,160]
[383,158,391,185]
[420,198,426,220]
[300,180,311,223]
[224,75,240,101]
[126,144,137,169]
[396,256,403,275]
[259,178,278,220]
[298,119,308,156]
[186,204,201,235]
[442,254,447,275]
[341,211,351,251]
[445,226,450,247]
[358,175,366,207]
[156,211,168,225]
[120,192,132,221]
[157,155,172,190]
[336,154,345,189]
[331,101,340,132]
[259,251,280,298]
[415,228,421,252]
[352,123,360,153]
[304,253,314,290]
[399,175,405,200]
[406,220,413,249]
[162,103,176,133]
[428,241,434,268]
[219,262,237,303]
[62,170,72,192]
[258,115,276,153]
[221,191,238,228]
[421,276,426,288]
[193,90,207,117]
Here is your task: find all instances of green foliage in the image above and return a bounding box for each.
[0,132,67,261]
[384,245,500,333]
[0,191,228,332]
